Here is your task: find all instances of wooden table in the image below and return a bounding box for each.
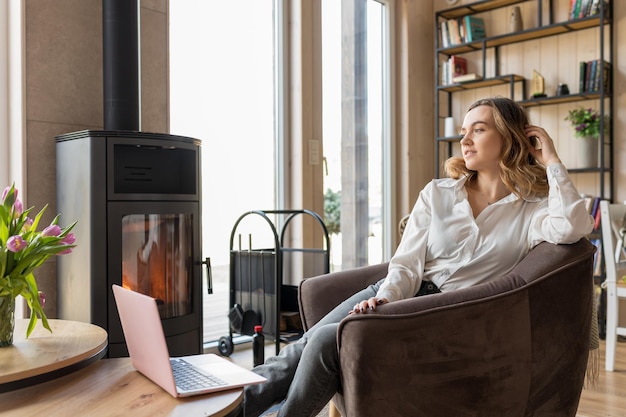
[0,319,108,392]
[0,357,244,417]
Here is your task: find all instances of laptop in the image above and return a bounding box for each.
[112,284,266,398]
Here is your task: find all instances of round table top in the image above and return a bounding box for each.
[1,358,244,417]
[0,319,108,391]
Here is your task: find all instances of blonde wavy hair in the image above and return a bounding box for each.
[444,96,549,199]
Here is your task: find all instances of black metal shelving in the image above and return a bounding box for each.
[434,0,613,203]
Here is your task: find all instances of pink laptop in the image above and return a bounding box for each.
[112,284,266,398]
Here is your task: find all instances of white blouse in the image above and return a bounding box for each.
[376,163,595,302]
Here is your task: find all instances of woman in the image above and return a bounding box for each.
[244,96,594,417]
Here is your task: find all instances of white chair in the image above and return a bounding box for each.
[599,200,626,371]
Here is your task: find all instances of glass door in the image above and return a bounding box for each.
[121,213,193,318]
[107,201,202,357]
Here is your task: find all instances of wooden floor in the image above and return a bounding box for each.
[577,340,626,416]
[224,339,626,416]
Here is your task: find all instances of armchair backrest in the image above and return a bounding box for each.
[299,240,596,417]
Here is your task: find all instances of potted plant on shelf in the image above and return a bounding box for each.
[0,184,77,347]
[564,107,609,168]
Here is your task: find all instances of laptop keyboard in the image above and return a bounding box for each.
[170,358,227,391]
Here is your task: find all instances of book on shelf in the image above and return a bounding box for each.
[588,59,597,91]
[440,16,487,48]
[450,55,467,77]
[440,20,450,48]
[463,15,486,42]
[579,59,611,93]
[440,56,469,85]
[447,19,462,45]
[596,60,611,93]
[582,195,604,232]
[569,0,607,20]
[452,73,482,83]
[594,205,602,230]
[589,237,602,277]
[578,61,587,93]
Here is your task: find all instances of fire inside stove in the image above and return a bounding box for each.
[121,213,193,318]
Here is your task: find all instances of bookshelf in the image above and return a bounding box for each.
[434,0,612,338]
[434,0,614,205]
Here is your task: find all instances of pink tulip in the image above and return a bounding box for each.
[39,291,46,308]
[12,198,23,217]
[61,233,76,245]
[6,235,27,252]
[42,225,62,237]
[21,217,34,232]
[1,186,16,202]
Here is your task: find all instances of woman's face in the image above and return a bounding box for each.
[459,105,504,173]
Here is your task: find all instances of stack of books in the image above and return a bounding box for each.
[579,59,611,93]
[568,0,607,20]
[440,55,483,85]
[440,15,486,48]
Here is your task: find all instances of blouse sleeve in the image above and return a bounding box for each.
[375,183,433,303]
[528,163,595,247]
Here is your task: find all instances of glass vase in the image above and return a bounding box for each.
[0,295,16,347]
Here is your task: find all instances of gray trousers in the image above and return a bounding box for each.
[242,279,383,417]
[243,278,440,416]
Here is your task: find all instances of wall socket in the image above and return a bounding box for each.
[309,139,320,165]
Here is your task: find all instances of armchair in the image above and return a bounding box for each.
[298,239,595,417]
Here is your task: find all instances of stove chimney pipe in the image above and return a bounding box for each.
[103,0,141,131]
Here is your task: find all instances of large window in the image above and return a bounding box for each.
[170,0,392,345]
[322,0,392,270]
[170,0,277,344]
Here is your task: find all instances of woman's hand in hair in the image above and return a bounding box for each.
[525,125,562,166]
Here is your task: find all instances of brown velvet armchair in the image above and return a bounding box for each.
[298,239,595,417]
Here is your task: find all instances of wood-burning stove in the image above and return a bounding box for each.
[55,130,203,357]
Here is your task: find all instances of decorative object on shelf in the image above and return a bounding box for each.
[510,6,523,32]
[530,70,546,98]
[565,107,609,169]
[565,107,609,138]
[577,136,599,168]
[0,184,77,347]
[444,116,456,137]
[556,83,570,95]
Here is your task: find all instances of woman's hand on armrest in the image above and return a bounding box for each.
[349,297,388,314]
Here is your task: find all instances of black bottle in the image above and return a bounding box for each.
[252,325,265,367]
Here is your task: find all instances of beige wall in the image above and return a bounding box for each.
[24,0,169,316]
[394,0,435,234]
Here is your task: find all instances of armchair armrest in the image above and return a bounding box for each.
[298,263,388,331]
